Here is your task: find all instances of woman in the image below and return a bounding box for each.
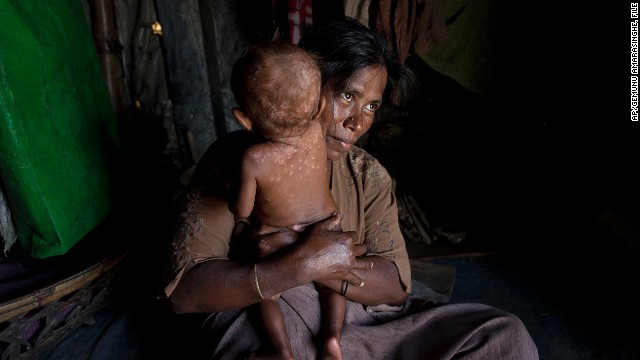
[162,17,539,360]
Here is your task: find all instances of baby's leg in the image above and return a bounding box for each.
[318,214,344,359]
[257,294,294,360]
[317,284,346,360]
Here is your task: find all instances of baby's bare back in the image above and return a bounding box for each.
[247,122,335,229]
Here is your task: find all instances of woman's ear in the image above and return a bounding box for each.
[232,107,253,130]
[311,95,326,121]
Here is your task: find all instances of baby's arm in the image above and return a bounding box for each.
[233,160,257,220]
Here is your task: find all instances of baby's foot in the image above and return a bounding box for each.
[245,350,294,360]
[321,337,343,360]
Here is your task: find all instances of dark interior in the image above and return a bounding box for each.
[1,1,637,359]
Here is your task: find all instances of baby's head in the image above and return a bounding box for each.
[230,40,322,139]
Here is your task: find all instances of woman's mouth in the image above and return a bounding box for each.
[328,136,353,152]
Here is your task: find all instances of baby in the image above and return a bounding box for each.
[227,40,345,360]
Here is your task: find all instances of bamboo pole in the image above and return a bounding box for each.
[88,0,126,116]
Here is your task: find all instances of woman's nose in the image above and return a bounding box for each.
[345,112,363,132]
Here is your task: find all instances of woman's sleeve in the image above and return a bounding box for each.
[162,131,248,298]
[162,193,236,298]
[337,148,412,293]
[361,160,412,293]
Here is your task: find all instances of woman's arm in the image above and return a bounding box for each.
[168,212,372,314]
[316,150,411,307]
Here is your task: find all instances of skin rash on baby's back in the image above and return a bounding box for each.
[243,121,335,229]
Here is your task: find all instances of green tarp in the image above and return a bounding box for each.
[0,1,121,258]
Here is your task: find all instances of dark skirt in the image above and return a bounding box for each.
[197,283,539,360]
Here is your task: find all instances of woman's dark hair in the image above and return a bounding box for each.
[298,16,414,106]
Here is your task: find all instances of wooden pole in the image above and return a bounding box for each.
[88,0,126,116]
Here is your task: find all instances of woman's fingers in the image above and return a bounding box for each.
[345,272,365,287]
[353,243,368,257]
[353,257,374,271]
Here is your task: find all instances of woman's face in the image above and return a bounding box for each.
[321,65,388,161]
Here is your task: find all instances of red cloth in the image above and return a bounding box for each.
[288,0,312,44]
[376,0,447,63]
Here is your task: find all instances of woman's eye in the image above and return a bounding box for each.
[367,103,380,111]
[342,93,353,101]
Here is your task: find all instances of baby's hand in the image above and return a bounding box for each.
[251,225,299,257]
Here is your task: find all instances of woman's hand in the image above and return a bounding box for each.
[170,212,402,314]
[290,212,370,287]
[250,212,405,303]
[299,214,407,306]
[286,214,406,305]
[236,212,371,286]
